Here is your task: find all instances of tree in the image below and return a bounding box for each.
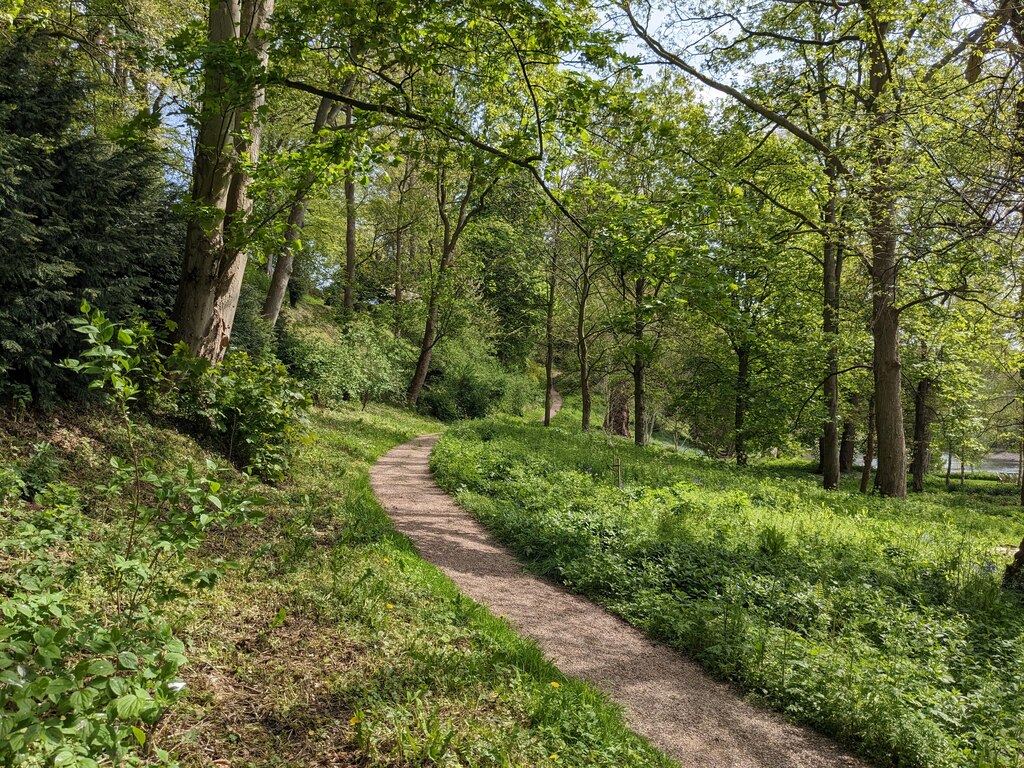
[406,146,499,406]
[0,33,181,402]
[172,0,275,362]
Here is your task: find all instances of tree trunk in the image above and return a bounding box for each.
[839,416,857,474]
[605,380,631,438]
[734,344,750,467]
[577,240,593,432]
[866,28,907,498]
[633,275,647,447]
[262,96,337,326]
[821,173,841,490]
[544,248,557,427]
[910,377,934,492]
[633,355,646,446]
[406,168,490,406]
[407,238,454,407]
[342,103,357,315]
[173,0,274,362]
[1004,536,1024,588]
[946,439,954,488]
[407,298,439,406]
[860,396,875,494]
[1019,412,1024,505]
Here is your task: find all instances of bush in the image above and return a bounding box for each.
[64,302,309,482]
[419,337,539,422]
[149,347,309,482]
[206,352,309,481]
[278,315,412,408]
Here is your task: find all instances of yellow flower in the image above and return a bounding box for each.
[549,754,559,761]
[349,714,362,726]
[549,681,560,688]
[386,603,394,609]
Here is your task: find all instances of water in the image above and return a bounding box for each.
[941,451,1020,476]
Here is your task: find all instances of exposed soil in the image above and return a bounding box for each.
[369,420,868,768]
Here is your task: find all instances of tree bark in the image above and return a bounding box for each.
[860,396,875,494]
[173,0,275,362]
[839,415,857,474]
[866,23,907,498]
[821,166,842,490]
[407,296,440,406]
[262,96,338,326]
[946,439,954,488]
[735,344,750,467]
[910,377,934,492]
[1019,408,1024,505]
[605,380,631,438]
[1004,536,1024,588]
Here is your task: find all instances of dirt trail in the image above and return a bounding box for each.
[369,419,866,767]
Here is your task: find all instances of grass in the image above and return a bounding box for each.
[1,401,676,766]
[430,397,1024,768]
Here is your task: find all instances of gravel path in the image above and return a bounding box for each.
[369,424,867,767]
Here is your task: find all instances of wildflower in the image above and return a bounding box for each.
[386,603,394,609]
[549,681,560,688]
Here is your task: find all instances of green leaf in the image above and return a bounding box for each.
[81,658,115,678]
[131,726,147,747]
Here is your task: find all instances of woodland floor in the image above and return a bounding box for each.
[369,399,868,768]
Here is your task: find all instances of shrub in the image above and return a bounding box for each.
[278,315,412,407]
[419,337,539,422]
[206,352,309,481]
[100,312,310,482]
[0,304,264,766]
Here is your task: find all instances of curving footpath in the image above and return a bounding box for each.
[369,409,866,767]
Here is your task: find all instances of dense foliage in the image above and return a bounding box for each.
[0,34,181,404]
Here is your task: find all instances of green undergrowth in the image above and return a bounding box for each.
[430,400,1024,768]
[2,400,676,767]
[158,403,676,767]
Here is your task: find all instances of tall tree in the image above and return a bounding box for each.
[173,0,274,362]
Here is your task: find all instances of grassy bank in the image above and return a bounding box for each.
[2,402,675,767]
[430,401,1024,768]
